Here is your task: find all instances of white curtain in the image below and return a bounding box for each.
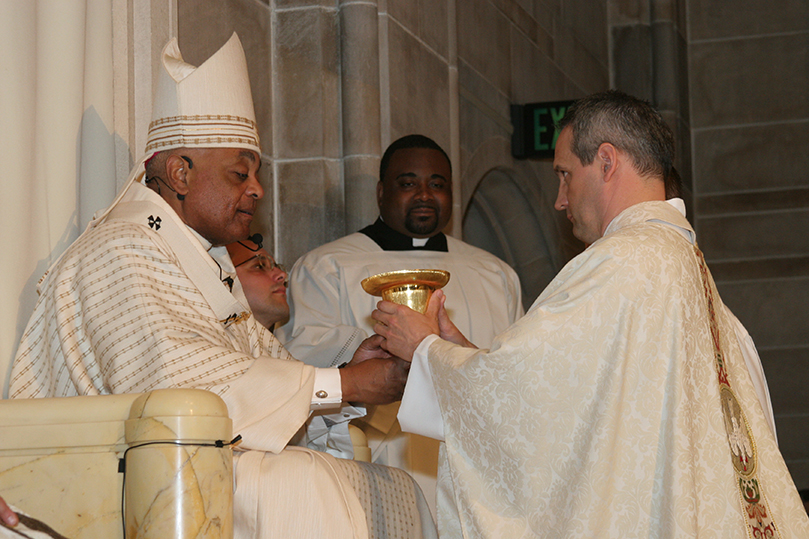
[0,0,117,396]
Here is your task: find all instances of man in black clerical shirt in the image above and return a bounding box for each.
[276,134,522,510]
[360,135,452,251]
[277,134,521,368]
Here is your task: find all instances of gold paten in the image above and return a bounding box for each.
[361,269,450,314]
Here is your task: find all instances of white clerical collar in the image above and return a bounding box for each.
[661,198,695,244]
[666,197,686,216]
[377,215,431,248]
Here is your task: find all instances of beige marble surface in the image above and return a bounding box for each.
[0,389,233,539]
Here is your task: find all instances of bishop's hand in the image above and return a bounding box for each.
[339,334,410,404]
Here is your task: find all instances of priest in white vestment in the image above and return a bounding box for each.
[373,91,809,538]
[276,135,524,511]
[8,34,427,539]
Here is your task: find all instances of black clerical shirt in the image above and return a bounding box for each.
[359,218,448,252]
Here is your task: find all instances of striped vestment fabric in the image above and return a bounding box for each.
[9,183,372,539]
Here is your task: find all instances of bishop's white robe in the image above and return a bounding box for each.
[276,231,523,513]
[401,201,809,538]
[9,181,369,539]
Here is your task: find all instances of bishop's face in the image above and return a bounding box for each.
[181,148,264,246]
[377,147,453,238]
[553,127,604,245]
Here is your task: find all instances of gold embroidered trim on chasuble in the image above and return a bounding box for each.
[695,245,781,539]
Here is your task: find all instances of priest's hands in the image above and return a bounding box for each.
[432,291,476,349]
[340,334,410,404]
[372,290,476,361]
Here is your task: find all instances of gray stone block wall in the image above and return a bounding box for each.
[687,0,809,489]
[457,0,608,307]
[385,15,451,147]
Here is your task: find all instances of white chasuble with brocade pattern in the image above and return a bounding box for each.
[422,201,809,538]
[10,181,368,539]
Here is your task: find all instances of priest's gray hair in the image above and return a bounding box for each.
[558,90,674,182]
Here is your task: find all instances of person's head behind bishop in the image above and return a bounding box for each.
[226,237,289,330]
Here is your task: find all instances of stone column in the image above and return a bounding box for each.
[609,0,691,198]
[339,0,382,234]
[650,0,692,197]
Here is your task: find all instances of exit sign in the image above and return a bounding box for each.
[511,100,574,159]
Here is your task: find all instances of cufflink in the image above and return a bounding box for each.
[315,390,328,399]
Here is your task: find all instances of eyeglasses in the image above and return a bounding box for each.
[235,253,286,274]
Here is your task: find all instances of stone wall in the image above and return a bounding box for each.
[609,0,692,201]
[686,0,809,489]
[179,0,345,263]
[455,0,606,306]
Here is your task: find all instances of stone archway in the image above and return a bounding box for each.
[459,137,575,308]
[463,167,559,308]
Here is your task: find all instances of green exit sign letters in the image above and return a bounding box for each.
[511,100,574,159]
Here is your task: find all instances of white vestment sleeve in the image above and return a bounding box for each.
[215,358,316,454]
[398,334,444,441]
[277,254,368,368]
[311,367,343,409]
[217,365,344,454]
[726,307,777,441]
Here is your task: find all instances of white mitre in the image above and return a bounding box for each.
[90,32,259,226]
[146,32,259,154]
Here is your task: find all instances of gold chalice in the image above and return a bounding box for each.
[361,269,450,314]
